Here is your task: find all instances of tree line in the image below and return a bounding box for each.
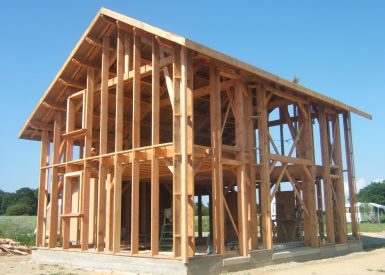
[0,188,38,216]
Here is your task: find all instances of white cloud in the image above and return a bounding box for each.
[344,177,367,195]
[355,178,368,192]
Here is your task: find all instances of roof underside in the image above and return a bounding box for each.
[19,7,371,141]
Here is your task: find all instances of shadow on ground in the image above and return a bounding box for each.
[361,232,385,251]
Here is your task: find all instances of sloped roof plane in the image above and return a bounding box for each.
[19,7,371,140]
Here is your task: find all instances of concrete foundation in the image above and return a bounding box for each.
[32,241,363,274]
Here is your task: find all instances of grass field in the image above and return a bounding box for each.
[348,222,385,233]
[0,216,36,246]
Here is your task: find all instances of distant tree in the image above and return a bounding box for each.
[194,202,210,216]
[5,203,33,216]
[358,181,385,205]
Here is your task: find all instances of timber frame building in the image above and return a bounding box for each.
[20,8,371,265]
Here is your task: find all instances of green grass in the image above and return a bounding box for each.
[347,222,385,233]
[0,216,36,246]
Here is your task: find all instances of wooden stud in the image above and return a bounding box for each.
[112,28,124,253]
[48,112,62,248]
[209,63,224,255]
[343,112,360,240]
[151,37,160,256]
[36,130,50,246]
[331,114,347,243]
[318,106,335,243]
[131,33,141,255]
[233,80,249,256]
[298,104,318,248]
[97,35,110,252]
[257,85,273,250]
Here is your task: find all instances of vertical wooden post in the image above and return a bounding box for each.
[131,33,141,255]
[151,37,160,256]
[209,63,224,255]
[332,114,347,243]
[185,48,195,257]
[81,67,94,251]
[318,106,335,243]
[97,35,110,252]
[343,112,359,240]
[37,130,49,246]
[49,112,62,248]
[299,104,318,248]
[233,80,249,256]
[173,45,182,258]
[112,27,125,253]
[256,85,272,250]
[245,87,258,250]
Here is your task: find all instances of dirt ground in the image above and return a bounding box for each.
[0,233,384,275]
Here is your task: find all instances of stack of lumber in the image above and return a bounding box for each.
[0,238,32,255]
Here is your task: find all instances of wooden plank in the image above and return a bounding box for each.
[131,33,141,255]
[257,85,273,250]
[209,63,224,255]
[233,80,248,256]
[48,112,62,248]
[36,130,49,247]
[112,28,125,253]
[97,35,110,252]
[343,112,359,240]
[318,106,335,243]
[151,37,160,256]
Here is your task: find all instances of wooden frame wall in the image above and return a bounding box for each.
[33,19,362,263]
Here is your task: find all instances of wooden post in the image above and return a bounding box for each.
[81,67,94,251]
[245,87,258,250]
[209,63,224,255]
[343,112,360,240]
[131,33,141,255]
[233,80,249,256]
[97,35,110,252]
[151,37,160,256]
[185,48,195,257]
[318,106,335,243]
[256,85,272,250]
[37,130,49,246]
[332,114,347,243]
[48,112,62,248]
[112,27,125,253]
[299,104,318,248]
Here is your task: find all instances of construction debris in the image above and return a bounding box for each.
[0,239,32,256]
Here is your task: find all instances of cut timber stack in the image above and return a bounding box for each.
[0,239,32,256]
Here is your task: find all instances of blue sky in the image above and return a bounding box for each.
[0,1,384,192]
